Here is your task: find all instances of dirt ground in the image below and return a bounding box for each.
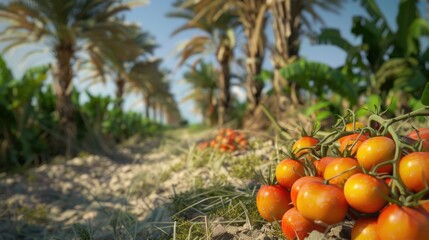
[0,128,350,239]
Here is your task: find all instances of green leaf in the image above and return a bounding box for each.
[315,111,332,121]
[421,82,429,106]
[256,69,273,83]
[393,0,418,57]
[280,59,358,105]
[304,101,331,116]
[318,28,353,51]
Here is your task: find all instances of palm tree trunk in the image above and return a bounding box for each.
[271,0,302,105]
[159,106,163,124]
[217,47,232,126]
[154,102,159,123]
[271,0,290,97]
[243,2,268,114]
[52,43,75,158]
[245,52,264,113]
[208,89,216,126]
[115,75,125,110]
[288,1,301,104]
[144,95,150,119]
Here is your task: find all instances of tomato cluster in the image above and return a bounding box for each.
[197,128,248,152]
[256,108,429,240]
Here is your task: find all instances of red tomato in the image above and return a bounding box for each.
[356,136,395,174]
[238,139,248,148]
[290,176,324,206]
[292,136,319,160]
[314,157,337,177]
[377,204,429,240]
[275,159,305,189]
[281,207,326,240]
[256,185,292,222]
[324,157,362,188]
[296,182,348,225]
[344,173,389,213]
[407,128,429,152]
[351,217,378,240]
[399,152,429,192]
[339,134,368,156]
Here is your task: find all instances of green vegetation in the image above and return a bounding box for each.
[0,0,427,239]
[0,54,164,171]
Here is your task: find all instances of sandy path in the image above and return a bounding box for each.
[0,130,207,239]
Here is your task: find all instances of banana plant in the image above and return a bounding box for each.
[284,0,428,116]
[0,55,49,169]
[318,0,429,96]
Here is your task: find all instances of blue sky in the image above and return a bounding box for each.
[0,0,413,123]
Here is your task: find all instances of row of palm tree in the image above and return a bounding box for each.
[171,0,428,126]
[0,0,181,157]
[169,0,342,126]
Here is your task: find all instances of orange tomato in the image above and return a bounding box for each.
[292,136,319,159]
[324,157,362,188]
[275,159,305,189]
[344,173,389,213]
[407,128,429,152]
[351,217,378,240]
[290,176,324,206]
[339,133,368,156]
[281,207,326,240]
[399,152,429,192]
[356,136,395,174]
[314,157,337,177]
[345,121,366,132]
[256,185,292,222]
[296,182,348,225]
[377,204,429,240]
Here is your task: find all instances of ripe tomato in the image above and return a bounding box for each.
[339,122,366,143]
[281,207,326,240]
[275,159,305,189]
[292,136,319,159]
[356,136,395,174]
[197,141,210,150]
[238,139,248,148]
[407,128,429,152]
[399,152,429,192]
[323,157,362,188]
[296,182,348,225]
[314,157,336,177]
[351,217,378,240]
[290,176,324,206]
[339,133,368,156]
[345,121,366,132]
[344,173,389,213]
[377,204,429,240]
[256,185,292,222]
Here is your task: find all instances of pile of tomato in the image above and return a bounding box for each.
[256,107,429,240]
[197,128,248,152]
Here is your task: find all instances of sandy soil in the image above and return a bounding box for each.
[0,129,349,240]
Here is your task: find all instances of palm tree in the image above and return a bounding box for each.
[0,0,142,157]
[268,0,342,105]
[174,0,269,115]
[182,62,218,126]
[169,0,237,125]
[86,25,157,110]
[127,58,165,119]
